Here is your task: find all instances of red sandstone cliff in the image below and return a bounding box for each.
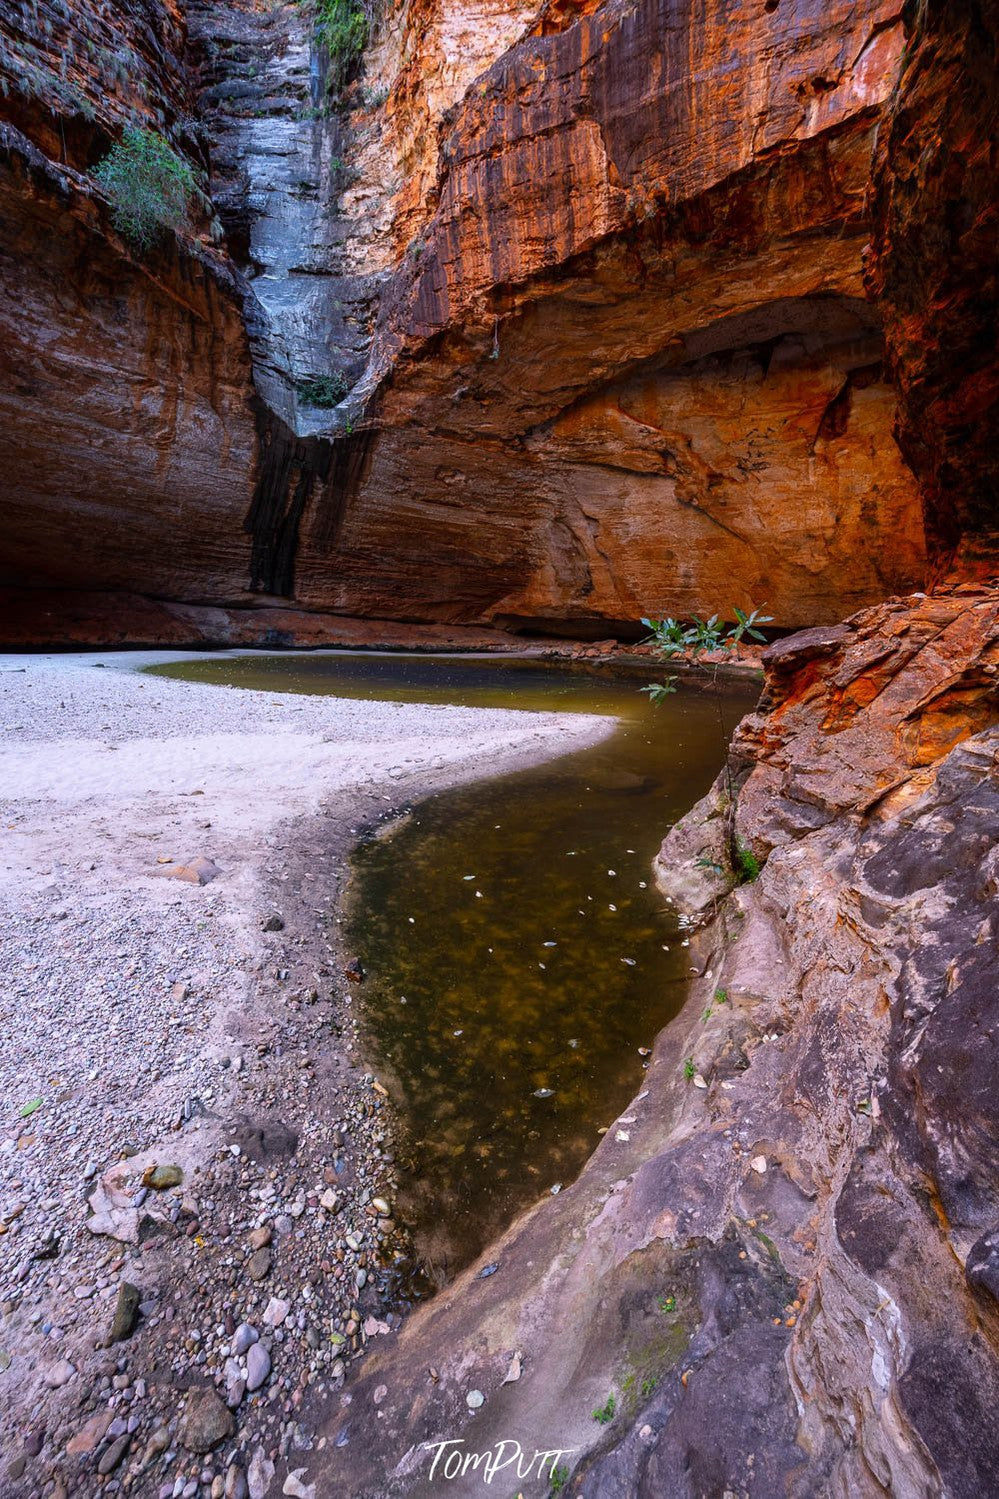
[3,0,977,643]
[0,1,263,609]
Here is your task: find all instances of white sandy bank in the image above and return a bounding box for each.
[0,651,615,1437]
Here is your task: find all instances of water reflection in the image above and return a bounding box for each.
[149,652,757,1282]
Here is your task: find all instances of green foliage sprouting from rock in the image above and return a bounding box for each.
[297,372,350,408]
[733,840,761,884]
[315,0,369,98]
[93,126,195,251]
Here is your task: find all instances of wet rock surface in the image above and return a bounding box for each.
[307,586,998,1497]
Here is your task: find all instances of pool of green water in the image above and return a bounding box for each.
[148,652,758,1284]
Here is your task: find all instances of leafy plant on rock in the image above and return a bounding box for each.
[315,0,369,98]
[733,840,761,884]
[92,126,196,251]
[592,1392,616,1424]
[296,372,350,408]
[640,604,773,888]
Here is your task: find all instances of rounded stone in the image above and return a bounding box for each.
[178,1389,236,1454]
[245,1341,271,1393]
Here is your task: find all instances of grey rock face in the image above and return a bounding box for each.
[188,0,383,437]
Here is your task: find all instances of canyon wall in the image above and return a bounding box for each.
[0,0,961,642]
[866,0,999,581]
[0,1,262,606]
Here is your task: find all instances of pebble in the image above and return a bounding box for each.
[225,1464,249,1499]
[66,1411,112,1456]
[44,1359,75,1388]
[144,1163,183,1190]
[466,1389,485,1409]
[245,1342,271,1393]
[233,1323,259,1356]
[263,1297,290,1328]
[248,1449,275,1499]
[246,1248,272,1281]
[110,1280,141,1343]
[97,1434,131,1475]
[283,1471,316,1498]
[179,1388,236,1453]
[141,1427,171,1467]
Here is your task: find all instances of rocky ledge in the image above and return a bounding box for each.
[310,583,998,1497]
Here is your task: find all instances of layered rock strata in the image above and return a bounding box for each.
[309,584,999,1497]
[0,1,263,605]
[287,0,930,630]
[0,0,936,639]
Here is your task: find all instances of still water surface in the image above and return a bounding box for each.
[149,652,758,1282]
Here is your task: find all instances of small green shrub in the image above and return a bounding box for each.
[640,1374,659,1398]
[297,372,349,407]
[714,986,729,1004]
[733,841,761,884]
[93,126,195,250]
[549,1465,570,1495]
[641,606,773,663]
[682,1057,695,1082]
[316,0,369,96]
[592,1393,616,1425]
[656,1292,677,1313]
[639,605,771,706]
